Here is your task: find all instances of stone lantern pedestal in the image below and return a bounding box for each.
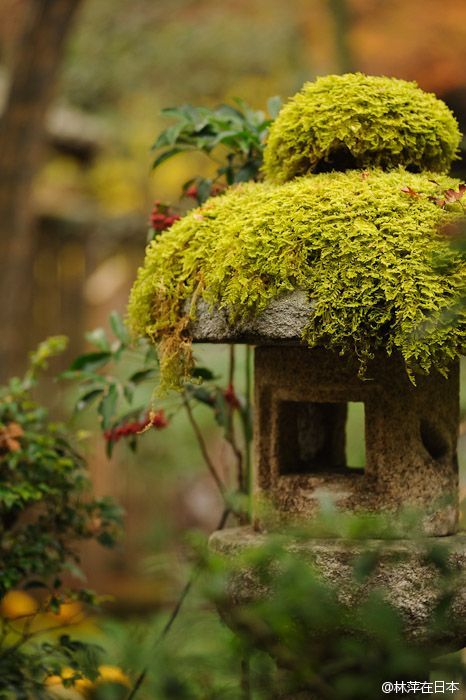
[191,291,466,696]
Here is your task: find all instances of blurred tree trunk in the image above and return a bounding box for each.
[0,0,81,380]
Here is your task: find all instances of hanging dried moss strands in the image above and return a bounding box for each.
[263,74,461,183]
[128,168,466,390]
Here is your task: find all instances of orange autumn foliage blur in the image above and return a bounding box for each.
[278,0,466,96]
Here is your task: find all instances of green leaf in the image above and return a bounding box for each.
[164,122,187,145]
[76,389,104,412]
[97,531,116,548]
[161,104,199,122]
[186,385,214,407]
[123,383,134,403]
[213,388,229,429]
[23,580,48,590]
[98,385,118,430]
[69,352,112,372]
[106,437,115,459]
[235,163,259,182]
[129,368,157,384]
[85,328,110,351]
[144,344,158,365]
[191,367,215,381]
[109,311,130,345]
[152,146,187,170]
[215,104,244,122]
[49,596,60,614]
[197,178,213,203]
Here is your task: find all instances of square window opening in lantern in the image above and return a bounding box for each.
[277,400,365,476]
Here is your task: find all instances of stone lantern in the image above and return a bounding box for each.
[128,74,466,696]
[193,293,466,652]
[191,293,459,536]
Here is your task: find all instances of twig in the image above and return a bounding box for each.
[126,507,231,700]
[228,344,235,388]
[0,611,87,659]
[182,393,226,498]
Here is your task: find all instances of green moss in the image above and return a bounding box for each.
[263,74,461,183]
[128,169,466,389]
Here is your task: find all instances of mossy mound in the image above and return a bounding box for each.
[263,74,461,183]
[128,169,466,390]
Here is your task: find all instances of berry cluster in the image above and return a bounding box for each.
[185,183,224,200]
[148,409,169,429]
[150,202,181,232]
[104,410,168,443]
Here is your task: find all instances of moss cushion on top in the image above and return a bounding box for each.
[128,169,466,389]
[263,74,461,183]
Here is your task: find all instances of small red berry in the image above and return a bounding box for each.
[149,409,168,429]
[185,185,198,199]
[224,384,240,409]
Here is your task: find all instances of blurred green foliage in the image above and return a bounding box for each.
[82,510,466,699]
[0,338,122,698]
[63,0,303,112]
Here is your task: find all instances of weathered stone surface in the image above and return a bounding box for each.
[188,290,314,344]
[254,347,459,536]
[209,527,466,651]
[201,292,463,694]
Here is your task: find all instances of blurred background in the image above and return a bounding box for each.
[2,0,466,619]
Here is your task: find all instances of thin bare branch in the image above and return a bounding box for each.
[182,392,226,498]
[126,507,231,700]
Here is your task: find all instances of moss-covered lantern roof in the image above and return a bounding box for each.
[264,73,461,182]
[128,74,466,390]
